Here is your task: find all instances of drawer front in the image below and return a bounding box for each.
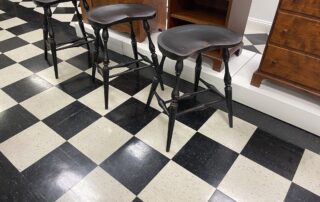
[281,0,320,18]
[270,12,320,56]
[260,45,320,91]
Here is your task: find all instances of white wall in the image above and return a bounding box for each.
[249,0,279,22]
[247,0,279,33]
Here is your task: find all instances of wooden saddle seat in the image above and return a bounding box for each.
[33,0,70,6]
[158,24,242,60]
[87,4,156,28]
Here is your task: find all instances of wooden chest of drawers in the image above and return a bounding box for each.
[251,0,320,96]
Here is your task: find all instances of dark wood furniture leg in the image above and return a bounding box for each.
[92,27,100,82]
[73,0,91,68]
[43,12,48,60]
[143,20,164,90]
[44,6,58,79]
[167,60,183,152]
[223,48,233,128]
[194,54,202,92]
[102,28,110,109]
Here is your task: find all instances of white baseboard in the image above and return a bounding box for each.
[246,17,272,34]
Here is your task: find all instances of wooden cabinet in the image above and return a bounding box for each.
[80,0,166,42]
[251,0,320,97]
[167,0,252,71]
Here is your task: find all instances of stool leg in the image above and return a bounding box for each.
[223,48,233,128]
[146,56,166,109]
[42,10,48,60]
[194,54,202,92]
[72,0,91,68]
[129,22,140,86]
[45,6,58,79]
[167,60,183,152]
[102,28,110,110]
[92,27,100,82]
[143,20,164,91]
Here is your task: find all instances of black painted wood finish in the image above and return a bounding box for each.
[147,24,242,151]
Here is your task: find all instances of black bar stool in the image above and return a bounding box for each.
[33,0,93,79]
[146,25,242,152]
[83,3,164,109]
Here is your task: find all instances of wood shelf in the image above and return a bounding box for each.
[170,9,226,26]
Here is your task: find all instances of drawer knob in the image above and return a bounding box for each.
[282,29,289,34]
[271,60,278,64]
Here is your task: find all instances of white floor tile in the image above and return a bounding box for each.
[4,44,43,62]
[198,110,256,153]
[218,155,291,202]
[20,87,75,120]
[0,17,26,29]
[18,29,43,43]
[55,46,87,60]
[136,114,195,159]
[293,150,320,196]
[69,118,132,164]
[0,63,33,88]
[79,86,131,115]
[0,122,65,171]
[0,89,17,113]
[36,61,82,85]
[0,30,15,41]
[139,161,215,202]
[57,167,135,202]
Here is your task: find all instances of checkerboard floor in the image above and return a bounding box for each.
[1,1,320,202]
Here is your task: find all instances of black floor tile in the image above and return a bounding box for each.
[0,105,39,143]
[20,53,62,73]
[285,183,320,202]
[110,71,152,96]
[66,52,92,71]
[177,96,217,130]
[243,45,259,53]
[245,33,269,45]
[0,54,15,69]
[22,142,96,202]
[57,72,103,99]
[173,133,238,187]
[209,190,236,202]
[132,197,144,202]
[0,13,12,21]
[2,75,53,102]
[100,137,169,195]
[7,22,41,35]
[241,129,304,180]
[53,7,75,14]
[43,101,101,139]
[0,153,44,202]
[0,37,28,53]
[105,98,160,135]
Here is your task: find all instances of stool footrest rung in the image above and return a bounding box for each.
[199,78,224,97]
[97,64,152,78]
[56,38,94,51]
[108,59,143,70]
[137,52,153,64]
[177,89,210,101]
[154,92,169,115]
[176,98,224,117]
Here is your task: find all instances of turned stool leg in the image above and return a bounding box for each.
[92,27,100,82]
[72,0,91,68]
[45,6,58,79]
[146,56,166,109]
[222,48,233,128]
[194,54,202,92]
[143,20,164,91]
[167,60,183,152]
[130,22,140,88]
[42,12,48,60]
[102,28,110,109]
